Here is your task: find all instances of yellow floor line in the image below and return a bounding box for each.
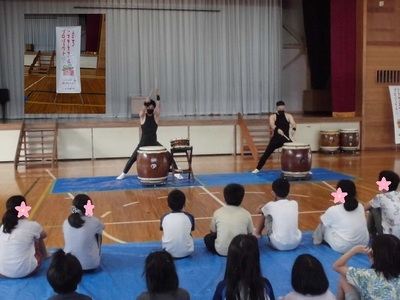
[29,181,53,220]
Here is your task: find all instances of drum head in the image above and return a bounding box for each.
[283,142,310,149]
[321,130,339,133]
[340,129,358,133]
[138,146,166,152]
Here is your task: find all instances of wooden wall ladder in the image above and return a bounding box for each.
[14,120,58,170]
[237,113,272,160]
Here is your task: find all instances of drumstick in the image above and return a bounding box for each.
[283,133,291,141]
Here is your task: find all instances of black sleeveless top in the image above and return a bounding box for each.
[273,112,291,143]
[140,114,158,145]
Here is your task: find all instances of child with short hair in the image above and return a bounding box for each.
[63,194,104,272]
[253,178,301,250]
[160,189,195,258]
[47,249,92,300]
[204,183,254,256]
[0,195,50,278]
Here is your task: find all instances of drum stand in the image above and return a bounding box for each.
[171,146,194,181]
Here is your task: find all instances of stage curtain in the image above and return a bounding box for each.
[0,0,282,119]
[331,0,356,113]
[85,14,101,53]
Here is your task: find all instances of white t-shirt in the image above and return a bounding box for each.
[63,216,104,270]
[370,191,400,238]
[211,205,254,256]
[281,290,336,300]
[160,211,195,258]
[262,199,302,251]
[0,219,42,278]
[321,203,369,253]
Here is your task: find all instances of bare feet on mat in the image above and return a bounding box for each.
[252,229,262,239]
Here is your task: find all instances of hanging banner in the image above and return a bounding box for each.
[56,26,81,93]
[389,86,400,144]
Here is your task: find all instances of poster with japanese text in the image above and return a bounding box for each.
[389,86,400,144]
[56,26,81,93]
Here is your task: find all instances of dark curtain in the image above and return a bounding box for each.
[331,0,356,112]
[302,0,331,90]
[85,14,101,53]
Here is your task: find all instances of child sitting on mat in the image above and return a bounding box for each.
[213,234,275,300]
[160,189,195,258]
[204,183,254,256]
[0,195,51,278]
[313,179,369,253]
[136,250,190,300]
[280,254,335,299]
[253,178,302,251]
[47,249,92,300]
[63,194,104,272]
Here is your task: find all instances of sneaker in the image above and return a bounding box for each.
[252,169,260,174]
[174,173,184,180]
[116,172,126,180]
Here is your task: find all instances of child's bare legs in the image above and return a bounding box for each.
[337,276,361,300]
[253,215,273,239]
[35,238,52,259]
[253,215,265,238]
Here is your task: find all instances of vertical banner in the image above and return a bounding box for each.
[389,86,400,144]
[56,26,81,93]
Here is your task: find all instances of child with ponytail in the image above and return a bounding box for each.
[0,195,49,278]
[63,194,104,272]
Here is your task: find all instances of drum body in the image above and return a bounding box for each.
[340,129,359,151]
[137,146,170,185]
[281,143,312,179]
[170,138,190,148]
[320,130,340,152]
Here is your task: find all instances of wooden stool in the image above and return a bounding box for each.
[171,146,194,181]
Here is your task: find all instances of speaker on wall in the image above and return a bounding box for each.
[0,88,10,122]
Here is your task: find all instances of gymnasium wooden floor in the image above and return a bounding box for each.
[24,68,106,114]
[1,149,398,249]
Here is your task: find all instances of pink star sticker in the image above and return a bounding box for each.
[377,177,391,192]
[331,188,348,204]
[84,200,95,217]
[15,201,31,218]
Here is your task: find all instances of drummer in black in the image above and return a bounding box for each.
[252,101,297,174]
[116,92,181,180]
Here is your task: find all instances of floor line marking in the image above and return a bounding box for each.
[101,211,111,218]
[29,181,52,219]
[199,185,226,206]
[24,76,47,91]
[123,201,139,207]
[103,230,127,244]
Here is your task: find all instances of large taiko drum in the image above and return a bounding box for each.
[340,129,359,151]
[320,130,340,152]
[170,138,190,148]
[281,143,312,180]
[137,146,170,185]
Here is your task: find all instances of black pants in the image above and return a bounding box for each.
[203,232,218,254]
[256,138,286,170]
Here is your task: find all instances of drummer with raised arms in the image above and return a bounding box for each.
[117,89,182,180]
[252,101,297,174]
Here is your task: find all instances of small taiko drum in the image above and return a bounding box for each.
[320,130,340,152]
[340,129,359,151]
[137,146,170,185]
[281,143,312,179]
[170,138,190,148]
